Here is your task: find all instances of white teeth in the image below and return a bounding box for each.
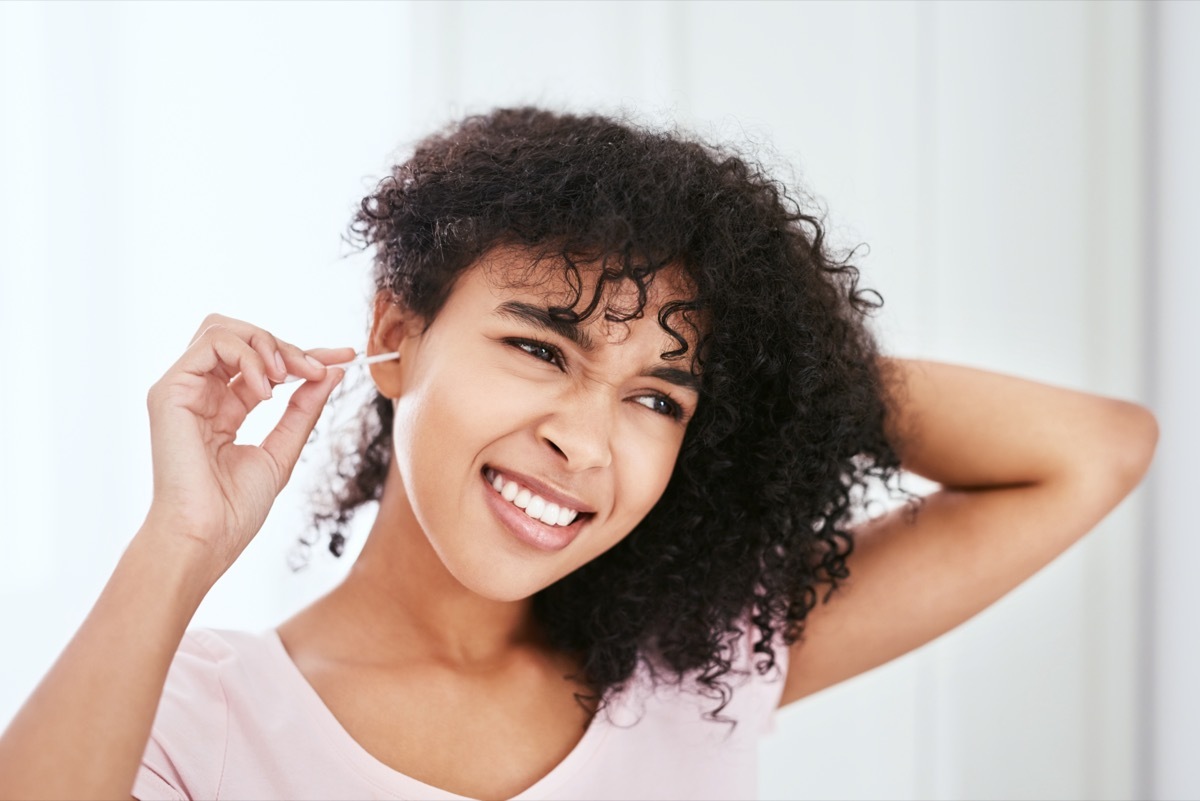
[486,469,584,527]
[525,495,546,519]
[539,502,561,525]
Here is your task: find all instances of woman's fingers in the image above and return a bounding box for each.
[186,316,274,384]
[276,346,360,385]
[227,368,272,411]
[159,324,273,407]
[259,367,346,490]
[176,315,357,411]
[225,345,359,411]
[185,313,324,387]
[302,346,360,366]
[268,338,346,384]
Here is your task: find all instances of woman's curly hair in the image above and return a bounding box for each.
[306,106,907,724]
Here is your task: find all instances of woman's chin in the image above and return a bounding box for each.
[439,554,556,603]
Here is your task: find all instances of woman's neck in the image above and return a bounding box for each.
[290,464,546,669]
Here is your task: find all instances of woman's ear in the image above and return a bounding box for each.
[367,290,419,399]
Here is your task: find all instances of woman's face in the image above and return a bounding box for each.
[371,248,701,602]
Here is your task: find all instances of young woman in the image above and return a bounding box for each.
[0,108,1157,801]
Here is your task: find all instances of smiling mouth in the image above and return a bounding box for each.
[481,466,593,527]
[478,466,594,552]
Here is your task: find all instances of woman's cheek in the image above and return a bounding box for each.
[615,428,679,522]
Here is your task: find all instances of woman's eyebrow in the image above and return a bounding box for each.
[492,301,700,394]
[494,301,595,351]
[645,365,700,394]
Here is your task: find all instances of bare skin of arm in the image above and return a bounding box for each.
[0,316,352,801]
[780,359,1159,706]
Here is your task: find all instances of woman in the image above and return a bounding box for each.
[0,108,1157,801]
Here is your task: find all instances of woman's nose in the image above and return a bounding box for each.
[537,390,614,471]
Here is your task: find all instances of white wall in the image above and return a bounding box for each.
[0,2,1179,798]
[1148,3,1200,800]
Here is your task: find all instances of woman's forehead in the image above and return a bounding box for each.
[445,246,706,361]
[473,245,700,321]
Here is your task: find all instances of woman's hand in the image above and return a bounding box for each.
[0,314,357,800]
[142,313,356,578]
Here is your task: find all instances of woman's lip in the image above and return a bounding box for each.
[480,470,588,552]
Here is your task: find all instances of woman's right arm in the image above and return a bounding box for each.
[0,315,353,800]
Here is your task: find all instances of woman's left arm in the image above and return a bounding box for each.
[779,358,1158,707]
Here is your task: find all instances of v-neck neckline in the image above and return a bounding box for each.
[264,628,612,800]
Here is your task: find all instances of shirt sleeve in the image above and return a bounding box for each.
[131,631,230,801]
[736,616,790,737]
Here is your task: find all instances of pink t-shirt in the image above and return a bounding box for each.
[133,625,788,800]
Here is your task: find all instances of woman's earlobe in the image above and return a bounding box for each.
[367,291,414,398]
[367,351,404,399]
[365,352,401,395]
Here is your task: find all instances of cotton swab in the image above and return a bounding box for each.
[281,351,400,384]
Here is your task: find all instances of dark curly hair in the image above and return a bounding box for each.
[305,106,907,724]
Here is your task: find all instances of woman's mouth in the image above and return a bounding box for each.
[484,466,582,526]
[480,466,593,551]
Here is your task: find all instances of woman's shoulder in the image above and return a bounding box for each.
[169,627,279,671]
[153,628,285,703]
[133,628,307,801]
[160,627,311,720]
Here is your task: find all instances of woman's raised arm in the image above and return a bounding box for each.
[0,315,352,800]
[778,358,1158,706]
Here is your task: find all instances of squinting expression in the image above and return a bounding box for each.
[384,248,701,602]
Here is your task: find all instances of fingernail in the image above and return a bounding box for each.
[262,374,273,397]
[273,351,285,375]
[305,354,325,371]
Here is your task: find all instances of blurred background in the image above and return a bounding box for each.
[0,1,1195,799]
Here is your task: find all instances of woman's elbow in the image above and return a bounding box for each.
[1106,401,1159,490]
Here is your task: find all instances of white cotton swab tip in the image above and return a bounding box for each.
[281,351,400,384]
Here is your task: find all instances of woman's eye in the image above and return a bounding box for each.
[635,394,684,420]
[510,339,563,368]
